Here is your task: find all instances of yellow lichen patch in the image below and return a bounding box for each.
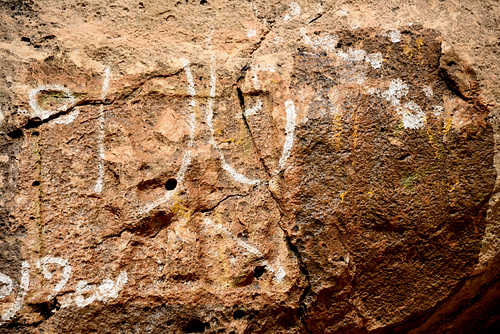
[442,112,453,136]
[416,38,424,50]
[425,118,442,159]
[426,127,441,159]
[367,189,377,198]
[332,114,343,149]
[393,120,405,137]
[449,180,460,192]
[340,191,349,203]
[171,195,191,220]
[386,45,392,58]
[403,44,414,59]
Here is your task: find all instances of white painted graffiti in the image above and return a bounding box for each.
[0,258,127,324]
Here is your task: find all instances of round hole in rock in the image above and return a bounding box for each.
[254,266,266,279]
[32,180,40,186]
[165,178,177,191]
[233,310,246,320]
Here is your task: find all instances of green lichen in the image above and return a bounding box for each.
[401,170,428,192]
[38,90,74,110]
[393,120,405,136]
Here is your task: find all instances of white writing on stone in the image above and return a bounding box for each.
[283,2,300,22]
[301,29,384,70]
[365,52,384,69]
[381,79,409,106]
[423,85,433,98]
[1,259,127,324]
[139,59,197,215]
[1,262,29,323]
[95,65,111,193]
[0,273,13,299]
[29,84,76,120]
[278,99,297,172]
[386,29,401,43]
[207,55,260,185]
[245,99,263,117]
[397,102,425,129]
[36,256,72,297]
[66,271,128,308]
[378,79,425,129]
[203,218,286,282]
[301,28,338,53]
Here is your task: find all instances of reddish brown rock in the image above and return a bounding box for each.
[1,1,500,333]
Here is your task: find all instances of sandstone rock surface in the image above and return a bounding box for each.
[1,0,500,333]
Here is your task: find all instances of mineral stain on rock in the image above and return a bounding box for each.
[0,1,500,333]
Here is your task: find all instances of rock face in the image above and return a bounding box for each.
[1,1,500,333]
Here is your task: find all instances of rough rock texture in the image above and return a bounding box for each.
[1,0,500,333]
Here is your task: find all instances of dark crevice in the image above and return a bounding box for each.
[29,297,60,327]
[16,69,184,131]
[308,13,322,24]
[235,76,273,178]
[23,99,108,129]
[200,194,245,213]
[273,211,312,333]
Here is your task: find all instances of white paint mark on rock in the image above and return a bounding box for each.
[423,85,433,98]
[101,66,111,100]
[139,58,197,215]
[36,256,72,297]
[95,65,111,194]
[283,2,300,22]
[365,52,384,69]
[29,84,76,121]
[387,29,401,43]
[337,49,367,62]
[247,29,257,38]
[53,108,80,124]
[244,99,262,117]
[376,78,426,129]
[203,218,285,282]
[0,273,13,299]
[397,101,425,129]
[301,28,338,53]
[1,261,29,322]
[433,105,444,116]
[207,55,260,185]
[277,99,297,172]
[275,266,286,282]
[181,58,196,106]
[381,78,409,106]
[68,271,128,308]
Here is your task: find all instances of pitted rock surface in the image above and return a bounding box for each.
[1,1,500,333]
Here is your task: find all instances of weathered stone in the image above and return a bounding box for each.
[1,1,500,333]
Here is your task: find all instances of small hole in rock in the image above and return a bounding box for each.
[254,266,266,279]
[32,181,40,186]
[165,179,177,191]
[21,37,30,42]
[339,256,345,262]
[233,310,246,320]
[8,129,23,139]
[183,319,207,333]
[200,0,207,4]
